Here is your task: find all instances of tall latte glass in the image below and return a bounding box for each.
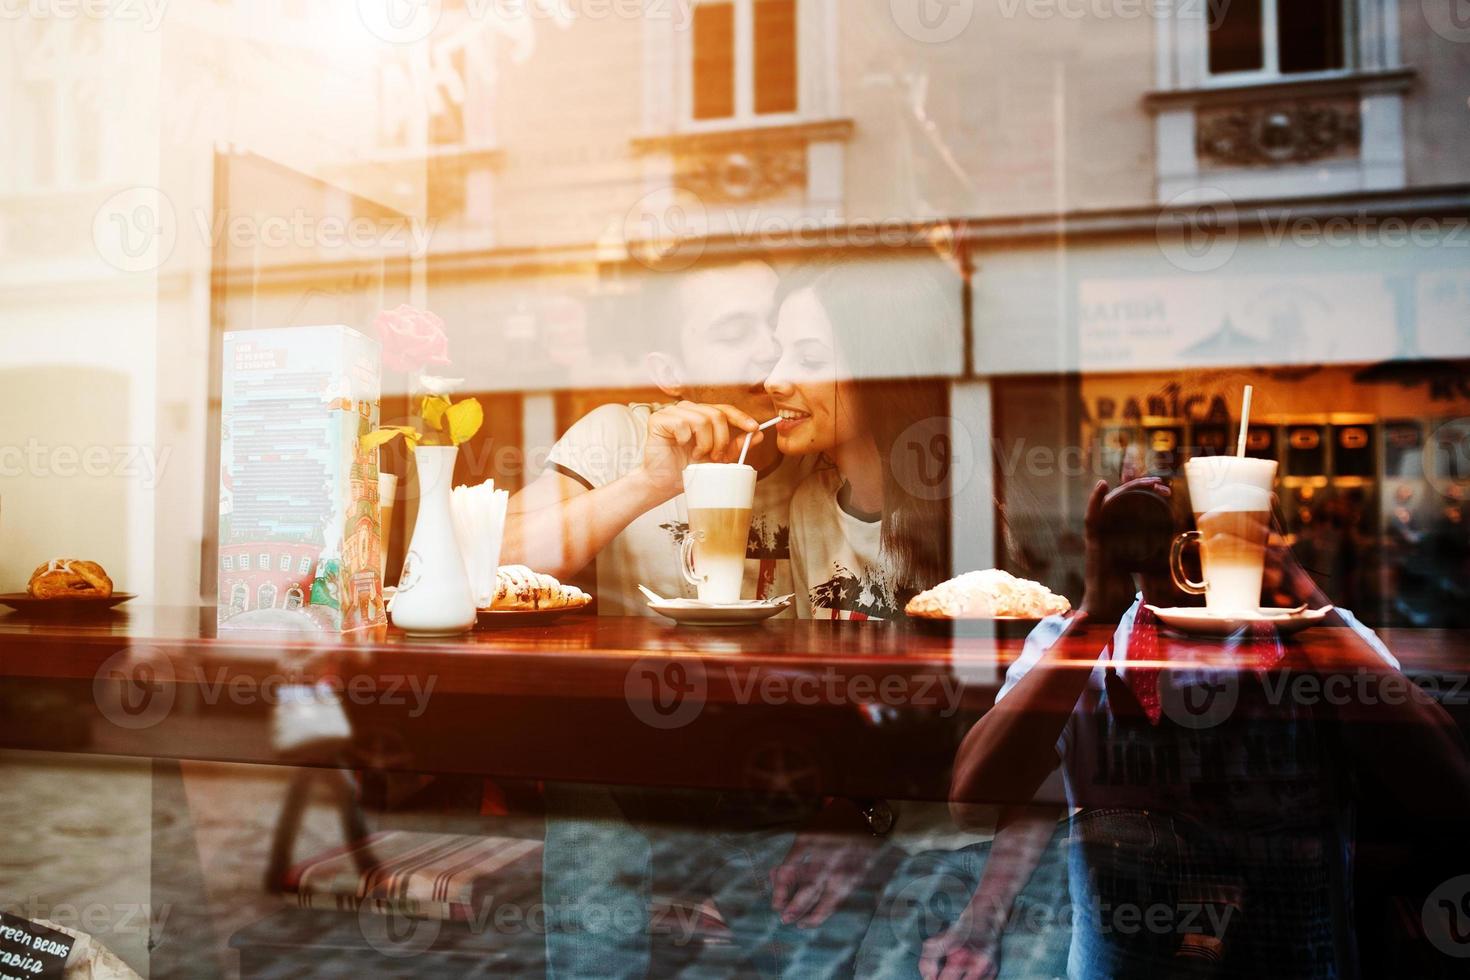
[680,463,756,603]
[1171,456,1278,613]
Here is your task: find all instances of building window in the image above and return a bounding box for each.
[258,583,277,610]
[689,0,798,124]
[258,552,270,570]
[1207,0,1347,79]
[279,553,293,572]
[222,555,234,572]
[299,555,313,575]
[239,553,250,571]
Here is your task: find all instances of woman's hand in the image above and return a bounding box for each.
[640,401,762,499]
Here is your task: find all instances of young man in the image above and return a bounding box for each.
[501,257,812,615]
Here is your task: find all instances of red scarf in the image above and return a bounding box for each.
[1108,604,1285,724]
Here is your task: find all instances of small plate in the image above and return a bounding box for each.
[0,592,136,617]
[648,598,791,627]
[1146,604,1333,638]
[475,606,586,628]
[908,615,1046,639]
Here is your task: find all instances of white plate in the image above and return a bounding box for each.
[647,598,791,627]
[1145,604,1333,638]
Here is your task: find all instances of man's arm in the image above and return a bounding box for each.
[500,401,762,581]
[500,468,668,582]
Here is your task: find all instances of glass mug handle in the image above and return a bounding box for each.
[680,531,705,589]
[1169,530,1208,595]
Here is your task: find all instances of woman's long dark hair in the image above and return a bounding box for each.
[777,252,959,597]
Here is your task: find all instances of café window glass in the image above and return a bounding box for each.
[690,0,798,123]
[1207,0,1348,78]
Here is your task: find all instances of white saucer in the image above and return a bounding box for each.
[647,598,791,627]
[1145,604,1333,638]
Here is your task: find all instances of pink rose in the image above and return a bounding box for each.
[373,304,451,373]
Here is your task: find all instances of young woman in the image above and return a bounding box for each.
[763,254,957,619]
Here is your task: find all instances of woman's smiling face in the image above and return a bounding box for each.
[764,287,863,456]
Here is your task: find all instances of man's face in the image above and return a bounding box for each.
[668,261,781,418]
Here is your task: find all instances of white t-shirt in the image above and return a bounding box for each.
[544,403,812,617]
[789,468,906,620]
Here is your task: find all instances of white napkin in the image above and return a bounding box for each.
[451,479,510,608]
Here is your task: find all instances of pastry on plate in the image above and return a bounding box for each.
[906,569,1069,620]
[490,565,591,611]
[27,558,114,599]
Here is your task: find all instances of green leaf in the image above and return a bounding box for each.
[446,397,484,446]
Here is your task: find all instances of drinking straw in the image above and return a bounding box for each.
[1236,385,1254,457]
[738,417,782,466]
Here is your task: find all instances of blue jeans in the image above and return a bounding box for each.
[1066,808,1350,979]
[855,822,1071,980]
[542,783,879,979]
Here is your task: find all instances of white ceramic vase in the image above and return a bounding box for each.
[390,445,476,635]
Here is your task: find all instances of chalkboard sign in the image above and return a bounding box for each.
[0,913,74,980]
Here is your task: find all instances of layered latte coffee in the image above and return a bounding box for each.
[681,463,756,603]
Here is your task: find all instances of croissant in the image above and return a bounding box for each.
[28,558,114,599]
[491,565,591,611]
